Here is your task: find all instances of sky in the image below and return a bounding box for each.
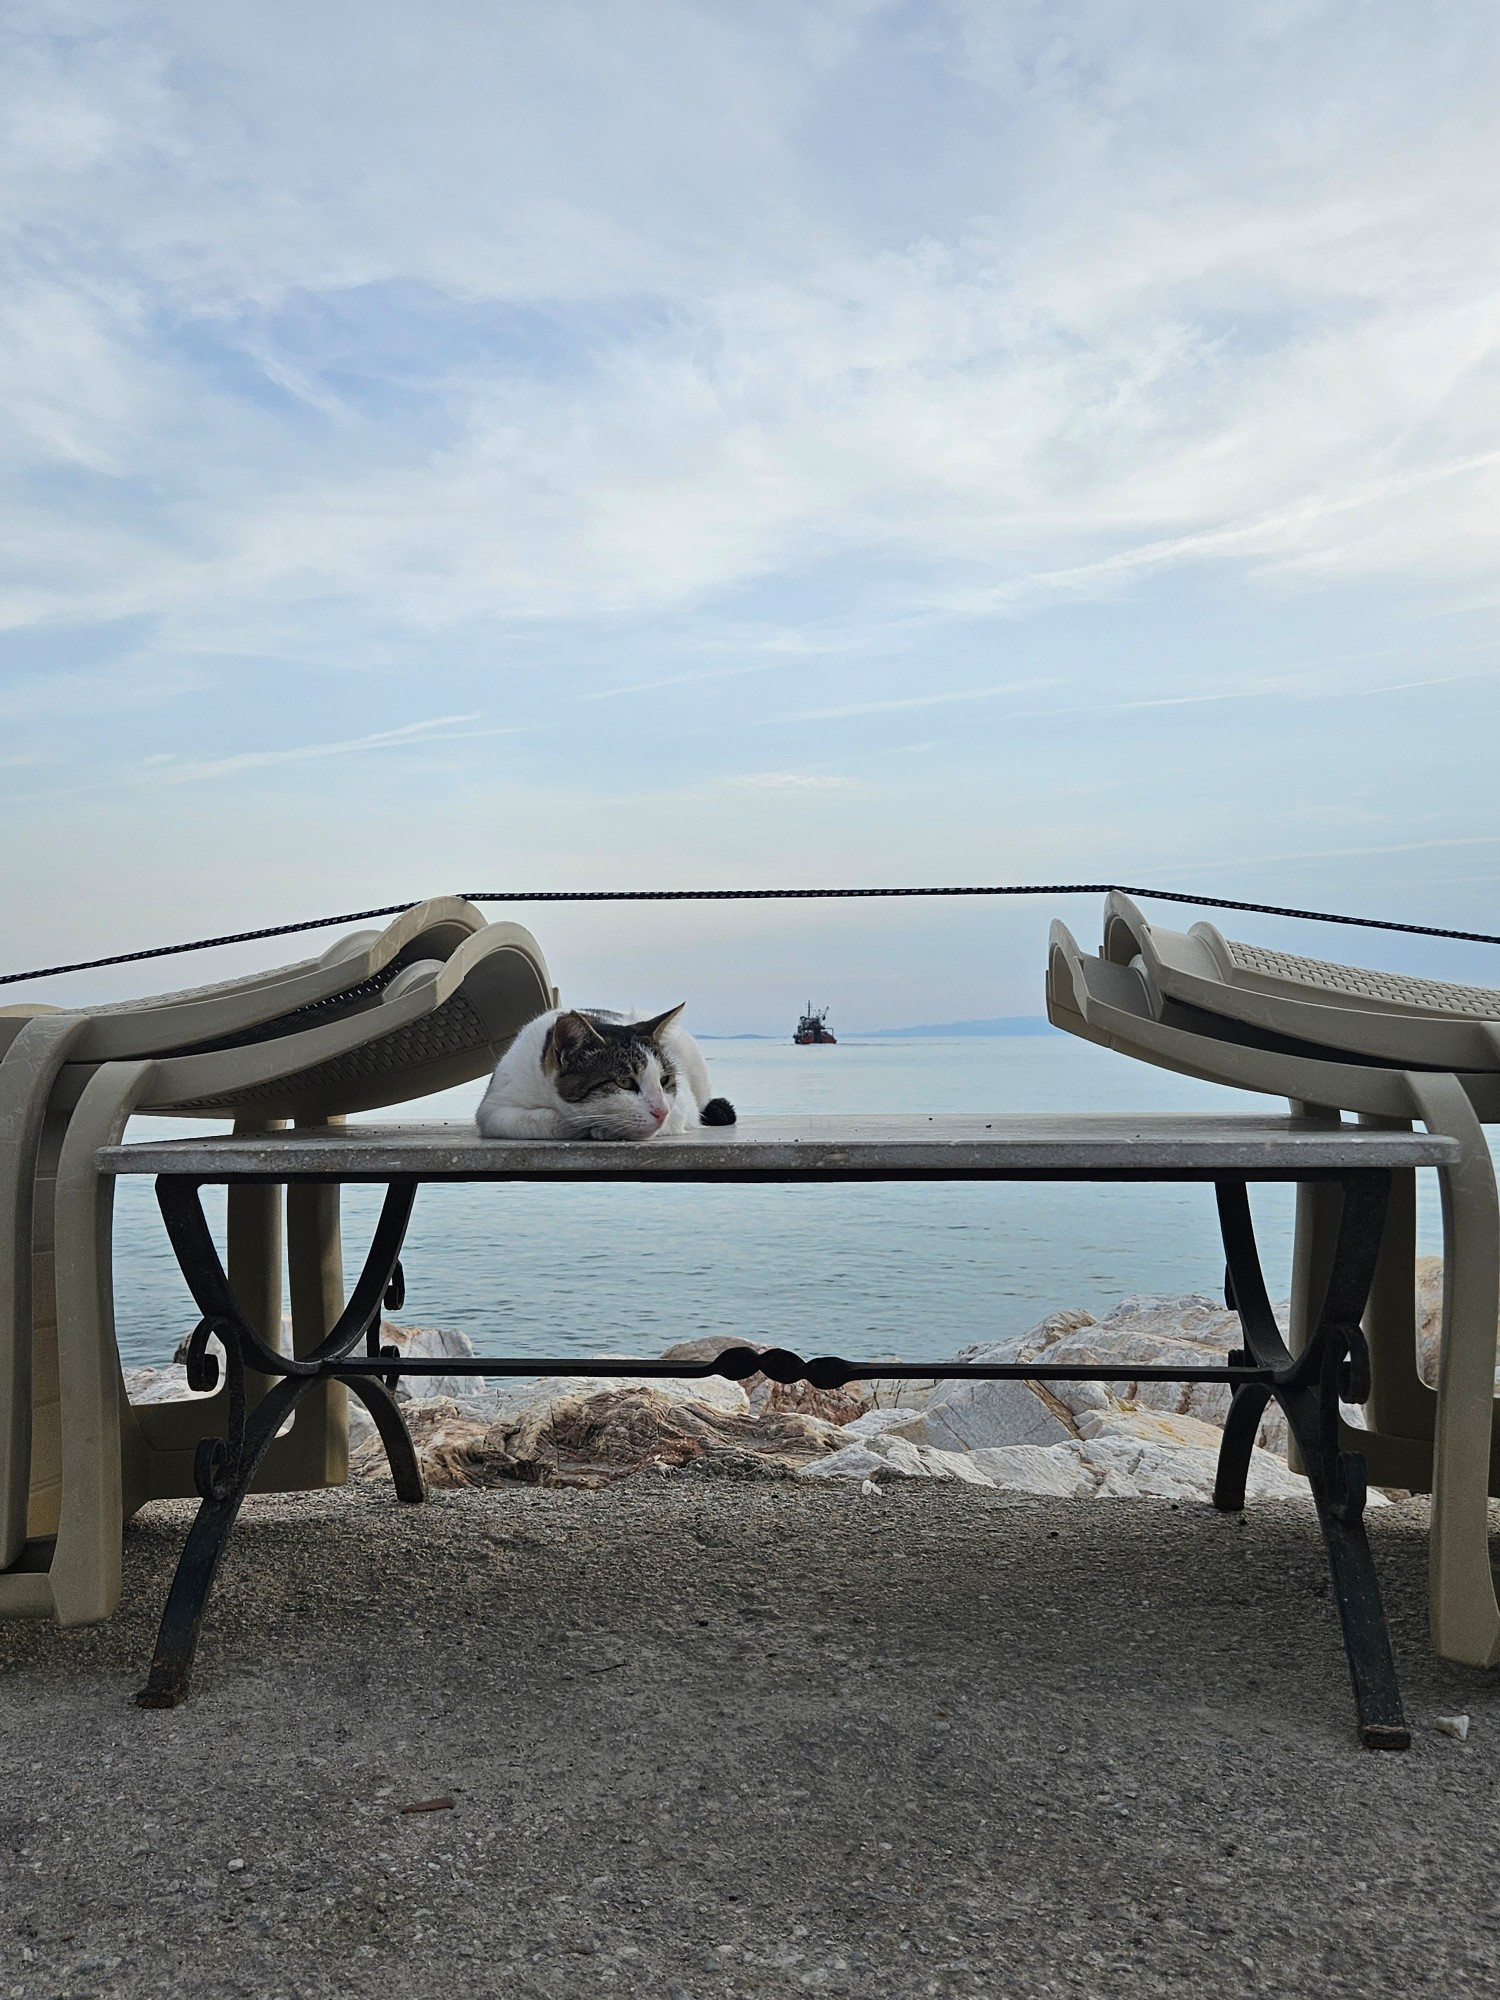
[3,0,1499,1029]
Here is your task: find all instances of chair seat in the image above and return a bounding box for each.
[1102,892,1500,1071]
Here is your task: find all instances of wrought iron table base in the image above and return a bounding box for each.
[136,1170,1407,1749]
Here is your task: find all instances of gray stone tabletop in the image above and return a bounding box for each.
[97,1112,1459,1180]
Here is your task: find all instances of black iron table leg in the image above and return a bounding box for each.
[1212,1174,1408,1750]
[135,1177,423,1708]
[137,1374,311,1708]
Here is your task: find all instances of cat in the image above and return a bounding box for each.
[475,1003,737,1141]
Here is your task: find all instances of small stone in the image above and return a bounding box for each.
[227,1858,246,1872]
[859,1479,882,1498]
[1435,1713,1471,1741]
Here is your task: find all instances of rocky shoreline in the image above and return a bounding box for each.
[345,1299,1314,1501]
[122,1258,1451,1502]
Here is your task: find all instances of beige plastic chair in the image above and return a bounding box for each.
[0,908,553,1627]
[1048,896,1500,1666]
[0,898,494,1582]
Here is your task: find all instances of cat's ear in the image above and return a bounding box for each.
[547,1010,604,1065]
[638,1002,685,1040]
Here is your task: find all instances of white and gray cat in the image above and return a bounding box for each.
[476,1004,737,1141]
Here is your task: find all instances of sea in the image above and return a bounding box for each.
[108,1032,1452,1372]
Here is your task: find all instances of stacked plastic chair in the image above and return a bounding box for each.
[0,900,553,1626]
[1048,892,1500,1666]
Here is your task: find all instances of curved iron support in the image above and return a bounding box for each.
[310,1181,417,1368]
[345,1376,426,1504]
[1212,1379,1274,1514]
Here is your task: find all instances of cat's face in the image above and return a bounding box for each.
[543,1006,684,1140]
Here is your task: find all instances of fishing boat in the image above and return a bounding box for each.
[793,1004,837,1045]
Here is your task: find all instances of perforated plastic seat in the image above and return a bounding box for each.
[1102,891,1500,1071]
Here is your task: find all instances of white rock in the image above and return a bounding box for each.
[967,1444,1099,1498]
[122,1364,213,1407]
[858,1376,941,1412]
[657,1373,754,1417]
[799,1436,995,1486]
[1050,1380,1112,1419]
[961,1296,1291,1456]
[1434,1713,1471,1742]
[796,1442,893,1483]
[1074,1407,1223,1448]
[891,1378,1071,1454]
[1070,1433,1222,1501]
[376,1328,750,1422]
[382,1323,483,1403]
[840,1407,928,1441]
[909,1442,997,1486]
[970,1414,1322,1505]
[1072,1408,1301,1500]
[956,1310,1098,1360]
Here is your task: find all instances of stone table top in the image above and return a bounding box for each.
[97,1113,1459,1182]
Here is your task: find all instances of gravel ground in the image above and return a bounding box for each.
[2,1481,1499,1999]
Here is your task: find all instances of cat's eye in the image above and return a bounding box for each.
[623,1077,641,1093]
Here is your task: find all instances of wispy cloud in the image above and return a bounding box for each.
[1173,833,1500,876]
[583,662,783,701]
[714,771,857,791]
[144,714,510,785]
[1003,660,1500,725]
[775,681,1055,724]
[943,454,1500,620]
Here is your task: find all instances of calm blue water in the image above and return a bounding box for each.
[109,1035,1449,1369]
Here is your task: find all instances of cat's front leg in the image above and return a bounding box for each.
[476,1104,569,1140]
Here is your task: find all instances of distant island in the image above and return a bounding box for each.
[699,1016,1055,1040]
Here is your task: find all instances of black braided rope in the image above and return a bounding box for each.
[2,883,1497,988]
